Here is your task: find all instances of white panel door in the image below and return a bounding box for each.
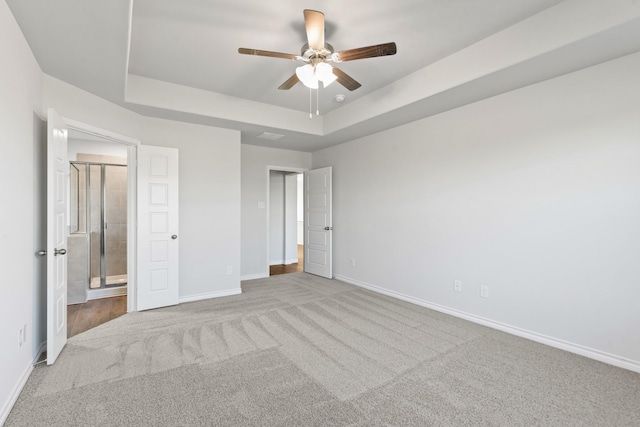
[137,145,179,310]
[47,109,68,365]
[304,167,333,278]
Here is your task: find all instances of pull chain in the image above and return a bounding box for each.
[316,88,319,116]
[309,87,312,119]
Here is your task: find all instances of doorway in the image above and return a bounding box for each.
[66,129,131,336]
[268,169,304,276]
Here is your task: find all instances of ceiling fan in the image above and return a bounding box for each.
[238,9,397,92]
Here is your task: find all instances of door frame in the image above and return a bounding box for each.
[266,166,307,276]
[63,118,140,313]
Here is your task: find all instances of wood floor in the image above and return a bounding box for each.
[67,296,127,338]
[270,245,304,276]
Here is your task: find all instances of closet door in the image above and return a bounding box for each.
[304,167,333,279]
[137,145,179,310]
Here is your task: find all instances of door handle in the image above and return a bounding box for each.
[324,226,333,231]
[54,248,67,256]
[37,250,47,256]
[171,235,178,240]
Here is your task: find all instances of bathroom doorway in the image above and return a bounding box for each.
[66,130,129,335]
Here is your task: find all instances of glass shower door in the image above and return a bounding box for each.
[88,163,128,289]
[104,165,128,286]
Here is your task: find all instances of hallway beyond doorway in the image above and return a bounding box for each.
[270,245,303,276]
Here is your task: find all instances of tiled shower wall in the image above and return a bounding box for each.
[67,234,89,304]
[105,165,127,277]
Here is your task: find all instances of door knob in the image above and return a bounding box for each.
[171,235,178,240]
[37,250,47,256]
[54,248,67,256]
[324,226,333,231]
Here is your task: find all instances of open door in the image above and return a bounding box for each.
[46,109,68,365]
[304,167,333,278]
[137,145,179,310]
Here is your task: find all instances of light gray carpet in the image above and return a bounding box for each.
[7,273,640,426]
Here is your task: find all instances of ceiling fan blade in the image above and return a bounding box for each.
[238,48,298,60]
[278,73,299,90]
[336,42,397,62]
[304,9,325,51]
[333,67,361,91]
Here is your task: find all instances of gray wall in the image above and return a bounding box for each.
[241,145,311,279]
[0,1,44,421]
[313,52,640,368]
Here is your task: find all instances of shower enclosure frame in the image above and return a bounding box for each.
[70,160,128,290]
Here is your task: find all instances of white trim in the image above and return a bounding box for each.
[335,274,640,374]
[126,143,137,313]
[65,119,139,146]
[241,273,269,281]
[87,286,127,300]
[0,342,48,424]
[178,288,242,304]
[0,364,32,425]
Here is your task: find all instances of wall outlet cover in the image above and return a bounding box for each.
[480,285,489,298]
[453,280,462,292]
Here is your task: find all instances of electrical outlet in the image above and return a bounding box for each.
[18,325,25,347]
[480,285,489,298]
[226,266,232,275]
[453,280,462,292]
[351,259,356,268]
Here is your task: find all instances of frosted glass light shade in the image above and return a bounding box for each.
[296,64,318,89]
[316,62,337,87]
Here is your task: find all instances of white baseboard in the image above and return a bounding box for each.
[178,288,242,304]
[335,274,640,374]
[241,273,269,281]
[0,344,46,426]
[269,258,299,266]
[87,286,127,300]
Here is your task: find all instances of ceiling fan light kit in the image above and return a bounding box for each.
[238,9,397,116]
[296,61,337,89]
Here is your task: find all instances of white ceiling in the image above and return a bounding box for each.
[7,0,640,152]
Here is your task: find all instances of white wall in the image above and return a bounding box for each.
[269,172,285,264]
[313,53,640,371]
[0,1,43,423]
[67,137,129,161]
[284,173,299,263]
[241,145,311,279]
[142,118,241,300]
[297,174,304,245]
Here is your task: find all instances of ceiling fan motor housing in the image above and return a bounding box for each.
[300,43,335,62]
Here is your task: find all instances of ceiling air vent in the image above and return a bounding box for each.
[257,132,285,141]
